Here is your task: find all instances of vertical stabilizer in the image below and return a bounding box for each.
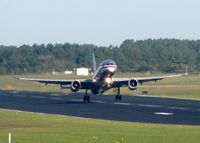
[92,51,97,73]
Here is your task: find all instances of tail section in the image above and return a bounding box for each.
[92,51,97,73]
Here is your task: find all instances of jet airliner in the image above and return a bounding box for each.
[18,54,182,103]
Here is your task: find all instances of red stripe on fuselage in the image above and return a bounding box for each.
[103,65,117,68]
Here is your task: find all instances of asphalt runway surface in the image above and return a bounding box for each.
[0,90,200,125]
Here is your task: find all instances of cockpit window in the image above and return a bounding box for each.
[106,63,114,65]
[106,63,113,65]
[100,60,116,66]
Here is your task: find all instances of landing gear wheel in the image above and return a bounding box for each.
[84,96,86,103]
[118,95,122,101]
[84,95,90,103]
[115,95,122,101]
[83,89,90,103]
[115,95,118,101]
[115,87,122,101]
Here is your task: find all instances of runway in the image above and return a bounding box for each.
[0,90,200,125]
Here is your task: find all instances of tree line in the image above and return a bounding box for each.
[0,39,200,74]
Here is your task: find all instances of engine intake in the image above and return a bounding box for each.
[71,80,81,92]
[128,79,138,90]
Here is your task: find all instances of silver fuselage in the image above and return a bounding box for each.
[90,59,117,94]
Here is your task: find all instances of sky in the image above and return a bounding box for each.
[0,0,200,46]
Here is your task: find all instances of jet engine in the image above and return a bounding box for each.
[71,80,81,92]
[128,79,138,90]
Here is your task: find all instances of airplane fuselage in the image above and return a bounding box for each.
[90,59,117,94]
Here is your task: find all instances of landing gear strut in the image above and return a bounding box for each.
[115,87,122,101]
[83,89,90,103]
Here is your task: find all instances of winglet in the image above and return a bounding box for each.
[92,50,97,73]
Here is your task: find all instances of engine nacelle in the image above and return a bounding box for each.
[128,79,138,90]
[71,80,81,92]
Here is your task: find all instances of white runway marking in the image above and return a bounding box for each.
[50,97,63,100]
[114,102,130,106]
[138,94,148,97]
[168,107,189,110]
[51,93,60,96]
[31,96,46,99]
[9,91,18,94]
[138,94,200,101]
[138,104,160,108]
[14,95,26,98]
[70,99,83,102]
[93,100,106,103]
[154,112,174,116]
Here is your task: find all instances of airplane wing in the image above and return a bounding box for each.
[112,74,182,88]
[16,77,93,89]
[17,74,182,90]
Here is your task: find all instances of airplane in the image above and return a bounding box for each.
[17,52,182,103]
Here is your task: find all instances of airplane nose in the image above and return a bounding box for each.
[107,67,115,72]
[104,65,117,73]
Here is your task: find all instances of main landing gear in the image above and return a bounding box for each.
[115,87,122,101]
[83,89,90,103]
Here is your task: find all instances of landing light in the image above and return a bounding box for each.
[105,77,112,84]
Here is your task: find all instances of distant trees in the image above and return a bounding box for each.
[0,39,200,74]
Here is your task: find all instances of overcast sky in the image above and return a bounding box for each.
[0,0,200,46]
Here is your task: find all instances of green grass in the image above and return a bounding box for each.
[1,73,200,99]
[0,109,200,143]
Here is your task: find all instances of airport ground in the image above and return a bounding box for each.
[0,73,200,143]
